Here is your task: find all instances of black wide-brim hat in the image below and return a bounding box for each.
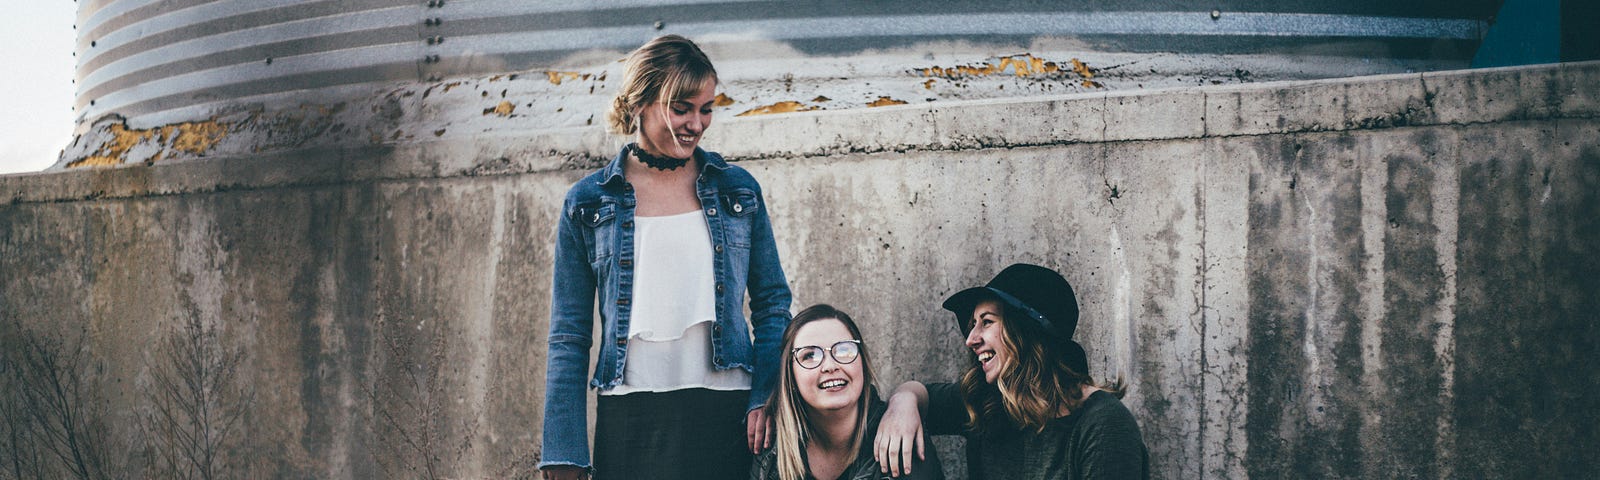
[943,263,1089,375]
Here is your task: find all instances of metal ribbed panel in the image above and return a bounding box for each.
[74,0,1496,125]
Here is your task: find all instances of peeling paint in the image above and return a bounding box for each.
[736,101,819,117]
[545,71,588,85]
[165,121,228,154]
[69,122,155,168]
[1072,59,1096,79]
[868,96,908,107]
[917,54,1063,78]
[485,101,515,117]
[924,79,936,89]
[66,118,230,168]
[714,93,736,107]
[812,96,831,102]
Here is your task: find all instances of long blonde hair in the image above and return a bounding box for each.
[606,34,718,135]
[960,300,1123,433]
[768,305,877,480]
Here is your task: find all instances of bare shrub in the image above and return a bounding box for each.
[141,313,253,480]
[0,320,118,480]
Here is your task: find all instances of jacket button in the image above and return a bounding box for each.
[707,208,717,216]
[714,244,723,253]
[732,203,743,213]
[591,213,600,223]
[716,283,725,293]
[712,324,722,335]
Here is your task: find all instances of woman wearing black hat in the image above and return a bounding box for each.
[873,264,1148,480]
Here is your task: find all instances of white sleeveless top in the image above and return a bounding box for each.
[602,210,752,395]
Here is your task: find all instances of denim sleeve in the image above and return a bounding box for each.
[744,184,793,413]
[538,198,597,471]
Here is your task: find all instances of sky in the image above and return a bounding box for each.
[0,2,77,175]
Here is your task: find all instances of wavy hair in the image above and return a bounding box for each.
[606,34,718,135]
[767,304,877,480]
[959,299,1123,433]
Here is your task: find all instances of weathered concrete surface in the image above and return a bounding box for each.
[2,62,1597,479]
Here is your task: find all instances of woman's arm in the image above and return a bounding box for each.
[876,381,929,477]
[539,197,599,474]
[743,183,793,452]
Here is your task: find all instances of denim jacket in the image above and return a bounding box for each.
[539,145,794,471]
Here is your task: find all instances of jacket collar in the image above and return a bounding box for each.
[597,143,727,187]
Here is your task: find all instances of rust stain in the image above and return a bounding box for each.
[868,96,908,107]
[923,79,936,89]
[714,93,736,107]
[67,118,230,168]
[484,101,516,116]
[917,54,1062,78]
[546,71,582,85]
[1081,79,1104,88]
[1071,59,1095,79]
[735,101,819,117]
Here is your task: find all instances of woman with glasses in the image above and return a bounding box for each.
[751,305,943,480]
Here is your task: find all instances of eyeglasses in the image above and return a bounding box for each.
[792,340,862,370]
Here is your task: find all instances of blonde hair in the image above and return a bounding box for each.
[960,300,1123,433]
[606,34,718,135]
[768,305,877,480]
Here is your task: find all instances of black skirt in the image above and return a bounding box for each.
[594,388,753,480]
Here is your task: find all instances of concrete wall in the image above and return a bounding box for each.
[2,61,1596,479]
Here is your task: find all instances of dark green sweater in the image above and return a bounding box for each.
[924,383,1148,480]
[751,398,945,480]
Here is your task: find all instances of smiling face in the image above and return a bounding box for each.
[636,77,716,160]
[791,318,865,414]
[965,299,1014,385]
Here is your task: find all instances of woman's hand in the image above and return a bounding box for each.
[747,407,773,453]
[876,385,929,477]
[541,465,587,480]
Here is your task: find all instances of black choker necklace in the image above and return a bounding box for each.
[630,143,691,171]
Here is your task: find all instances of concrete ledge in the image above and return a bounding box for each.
[6,61,1596,205]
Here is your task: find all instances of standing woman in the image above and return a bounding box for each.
[540,34,793,480]
[875,264,1147,480]
[751,304,942,480]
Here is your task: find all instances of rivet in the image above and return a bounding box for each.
[653,20,664,30]
[707,207,717,216]
[1210,9,1221,20]
[732,203,743,213]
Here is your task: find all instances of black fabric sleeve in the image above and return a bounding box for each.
[904,430,947,480]
[922,382,968,436]
[1074,394,1150,480]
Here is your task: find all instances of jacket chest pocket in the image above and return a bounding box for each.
[574,202,619,263]
[717,190,760,248]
